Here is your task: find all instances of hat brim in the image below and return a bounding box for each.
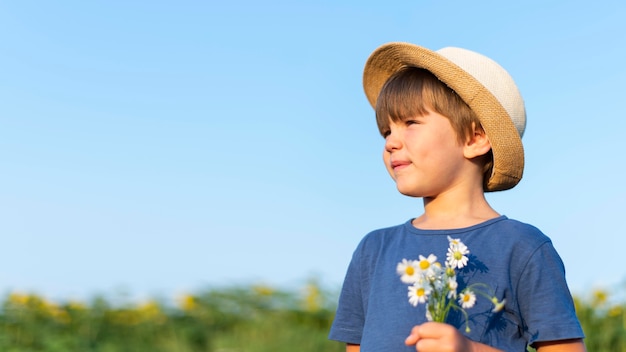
[363,42,524,192]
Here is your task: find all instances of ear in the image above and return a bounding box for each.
[463,122,492,159]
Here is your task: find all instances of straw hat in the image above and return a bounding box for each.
[363,42,526,191]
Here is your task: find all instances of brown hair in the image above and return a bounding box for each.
[375,66,493,182]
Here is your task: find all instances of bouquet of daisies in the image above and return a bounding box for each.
[396,236,505,332]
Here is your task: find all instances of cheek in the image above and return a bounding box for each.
[382,150,396,179]
[382,149,389,165]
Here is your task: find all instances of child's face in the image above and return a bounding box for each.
[382,108,469,198]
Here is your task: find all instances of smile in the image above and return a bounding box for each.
[391,160,410,171]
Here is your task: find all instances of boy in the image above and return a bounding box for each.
[329,42,585,351]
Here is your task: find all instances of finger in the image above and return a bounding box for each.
[416,338,443,352]
[411,322,450,339]
[404,325,421,345]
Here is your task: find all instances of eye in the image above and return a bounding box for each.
[405,120,419,126]
[381,129,391,138]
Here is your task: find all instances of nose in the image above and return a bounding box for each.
[384,130,401,153]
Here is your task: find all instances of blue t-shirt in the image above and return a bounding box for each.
[329,216,584,351]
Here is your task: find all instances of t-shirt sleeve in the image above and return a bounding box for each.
[328,245,367,344]
[516,241,585,345]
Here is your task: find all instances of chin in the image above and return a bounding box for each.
[396,187,424,198]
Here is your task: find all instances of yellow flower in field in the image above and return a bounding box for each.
[608,305,623,318]
[7,292,30,306]
[178,294,197,312]
[591,289,608,308]
[137,300,165,324]
[7,293,71,323]
[47,303,71,324]
[112,309,140,325]
[67,300,87,311]
[303,283,322,312]
[253,285,274,296]
[138,300,161,317]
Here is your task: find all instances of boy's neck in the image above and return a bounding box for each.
[412,192,499,230]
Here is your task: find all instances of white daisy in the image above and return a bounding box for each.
[491,298,506,313]
[446,277,458,299]
[396,259,421,284]
[408,282,431,307]
[447,236,462,246]
[427,263,445,289]
[459,290,477,309]
[417,254,437,273]
[446,241,470,269]
[447,236,469,252]
[425,309,433,322]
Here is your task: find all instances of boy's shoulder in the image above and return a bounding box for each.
[353,220,411,253]
[486,216,551,244]
[360,220,411,239]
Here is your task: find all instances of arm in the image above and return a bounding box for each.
[535,339,586,352]
[346,343,360,352]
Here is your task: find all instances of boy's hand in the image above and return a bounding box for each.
[405,322,472,352]
[405,322,504,352]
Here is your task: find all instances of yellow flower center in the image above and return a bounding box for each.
[454,251,463,260]
[463,295,471,302]
[419,260,430,270]
[417,288,425,297]
[405,267,414,275]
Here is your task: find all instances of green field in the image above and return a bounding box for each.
[1,280,623,351]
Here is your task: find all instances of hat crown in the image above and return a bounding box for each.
[436,47,526,137]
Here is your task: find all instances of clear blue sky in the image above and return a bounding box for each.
[1,1,625,303]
